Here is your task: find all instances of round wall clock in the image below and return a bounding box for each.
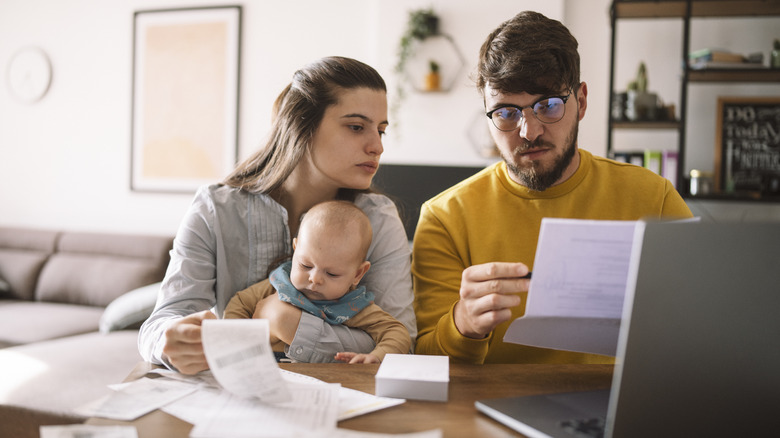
[6,47,52,103]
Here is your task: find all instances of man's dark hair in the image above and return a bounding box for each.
[476,11,580,98]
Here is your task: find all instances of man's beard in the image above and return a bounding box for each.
[503,121,578,192]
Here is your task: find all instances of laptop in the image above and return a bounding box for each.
[476,221,780,438]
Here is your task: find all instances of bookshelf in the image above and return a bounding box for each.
[606,0,780,201]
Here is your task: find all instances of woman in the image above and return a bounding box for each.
[138,57,416,374]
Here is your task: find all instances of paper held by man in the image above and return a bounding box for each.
[504,218,639,357]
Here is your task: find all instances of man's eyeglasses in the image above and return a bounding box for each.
[486,92,571,131]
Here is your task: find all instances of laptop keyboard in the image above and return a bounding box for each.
[560,417,606,438]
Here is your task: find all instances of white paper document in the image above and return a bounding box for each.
[189,380,341,438]
[504,218,637,356]
[74,377,199,421]
[201,318,292,403]
[318,430,443,438]
[40,425,138,438]
[278,369,406,421]
[337,386,406,420]
[80,319,405,436]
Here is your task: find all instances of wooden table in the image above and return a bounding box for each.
[88,362,613,438]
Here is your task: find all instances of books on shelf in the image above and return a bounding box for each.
[644,150,662,175]
[611,149,678,185]
[689,48,745,63]
[662,150,678,188]
[690,60,766,70]
[688,48,765,70]
[612,151,645,168]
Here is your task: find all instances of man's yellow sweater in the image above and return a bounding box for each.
[412,149,692,364]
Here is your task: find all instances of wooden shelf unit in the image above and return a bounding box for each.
[606,0,780,201]
[613,0,780,18]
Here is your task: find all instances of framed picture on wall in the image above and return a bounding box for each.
[715,96,780,196]
[131,5,241,192]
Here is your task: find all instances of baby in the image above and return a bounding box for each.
[224,200,411,363]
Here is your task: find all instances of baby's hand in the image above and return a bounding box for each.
[334,352,380,364]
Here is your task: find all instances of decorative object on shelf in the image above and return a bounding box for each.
[424,60,441,91]
[625,62,660,121]
[689,169,714,196]
[6,46,52,103]
[611,92,627,121]
[715,96,780,196]
[772,39,780,69]
[130,5,241,193]
[393,8,465,113]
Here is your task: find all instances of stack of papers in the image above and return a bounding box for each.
[75,319,411,438]
[375,354,449,402]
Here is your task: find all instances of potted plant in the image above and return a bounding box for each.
[393,8,440,113]
[424,60,440,91]
[625,62,658,121]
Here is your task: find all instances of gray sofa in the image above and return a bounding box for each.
[0,227,173,437]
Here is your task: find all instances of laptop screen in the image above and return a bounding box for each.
[477,221,780,438]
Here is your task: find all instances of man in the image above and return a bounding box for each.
[412,11,692,364]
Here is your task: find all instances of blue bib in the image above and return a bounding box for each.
[270,261,374,325]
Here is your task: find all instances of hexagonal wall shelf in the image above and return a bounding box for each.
[402,33,465,93]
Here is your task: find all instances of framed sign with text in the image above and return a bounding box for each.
[715,97,780,196]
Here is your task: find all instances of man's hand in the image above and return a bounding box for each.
[334,352,381,364]
[453,262,531,339]
[253,294,302,345]
[162,310,216,375]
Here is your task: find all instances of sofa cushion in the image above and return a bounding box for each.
[0,228,59,301]
[0,301,104,347]
[35,232,172,307]
[0,330,142,418]
[99,282,161,333]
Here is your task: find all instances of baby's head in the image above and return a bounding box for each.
[290,200,372,301]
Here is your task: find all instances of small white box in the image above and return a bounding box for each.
[375,354,449,402]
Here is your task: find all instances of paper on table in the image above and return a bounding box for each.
[159,385,224,426]
[40,425,138,438]
[148,367,219,388]
[74,377,199,421]
[188,380,341,438]
[201,319,291,403]
[337,386,406,421]
[312,429,443,438]
[278,369,405,420]
[504,218,637,356]
[162,367,405,426]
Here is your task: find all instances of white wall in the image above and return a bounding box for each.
[0,0,565,235]
[376,0,564,165]
[1,0,778,236]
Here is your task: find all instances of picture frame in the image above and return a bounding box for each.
[715,96,780,196]
[131,6,241,192]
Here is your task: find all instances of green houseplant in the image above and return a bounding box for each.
[626,61,658,120]
[393,8,440,114]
